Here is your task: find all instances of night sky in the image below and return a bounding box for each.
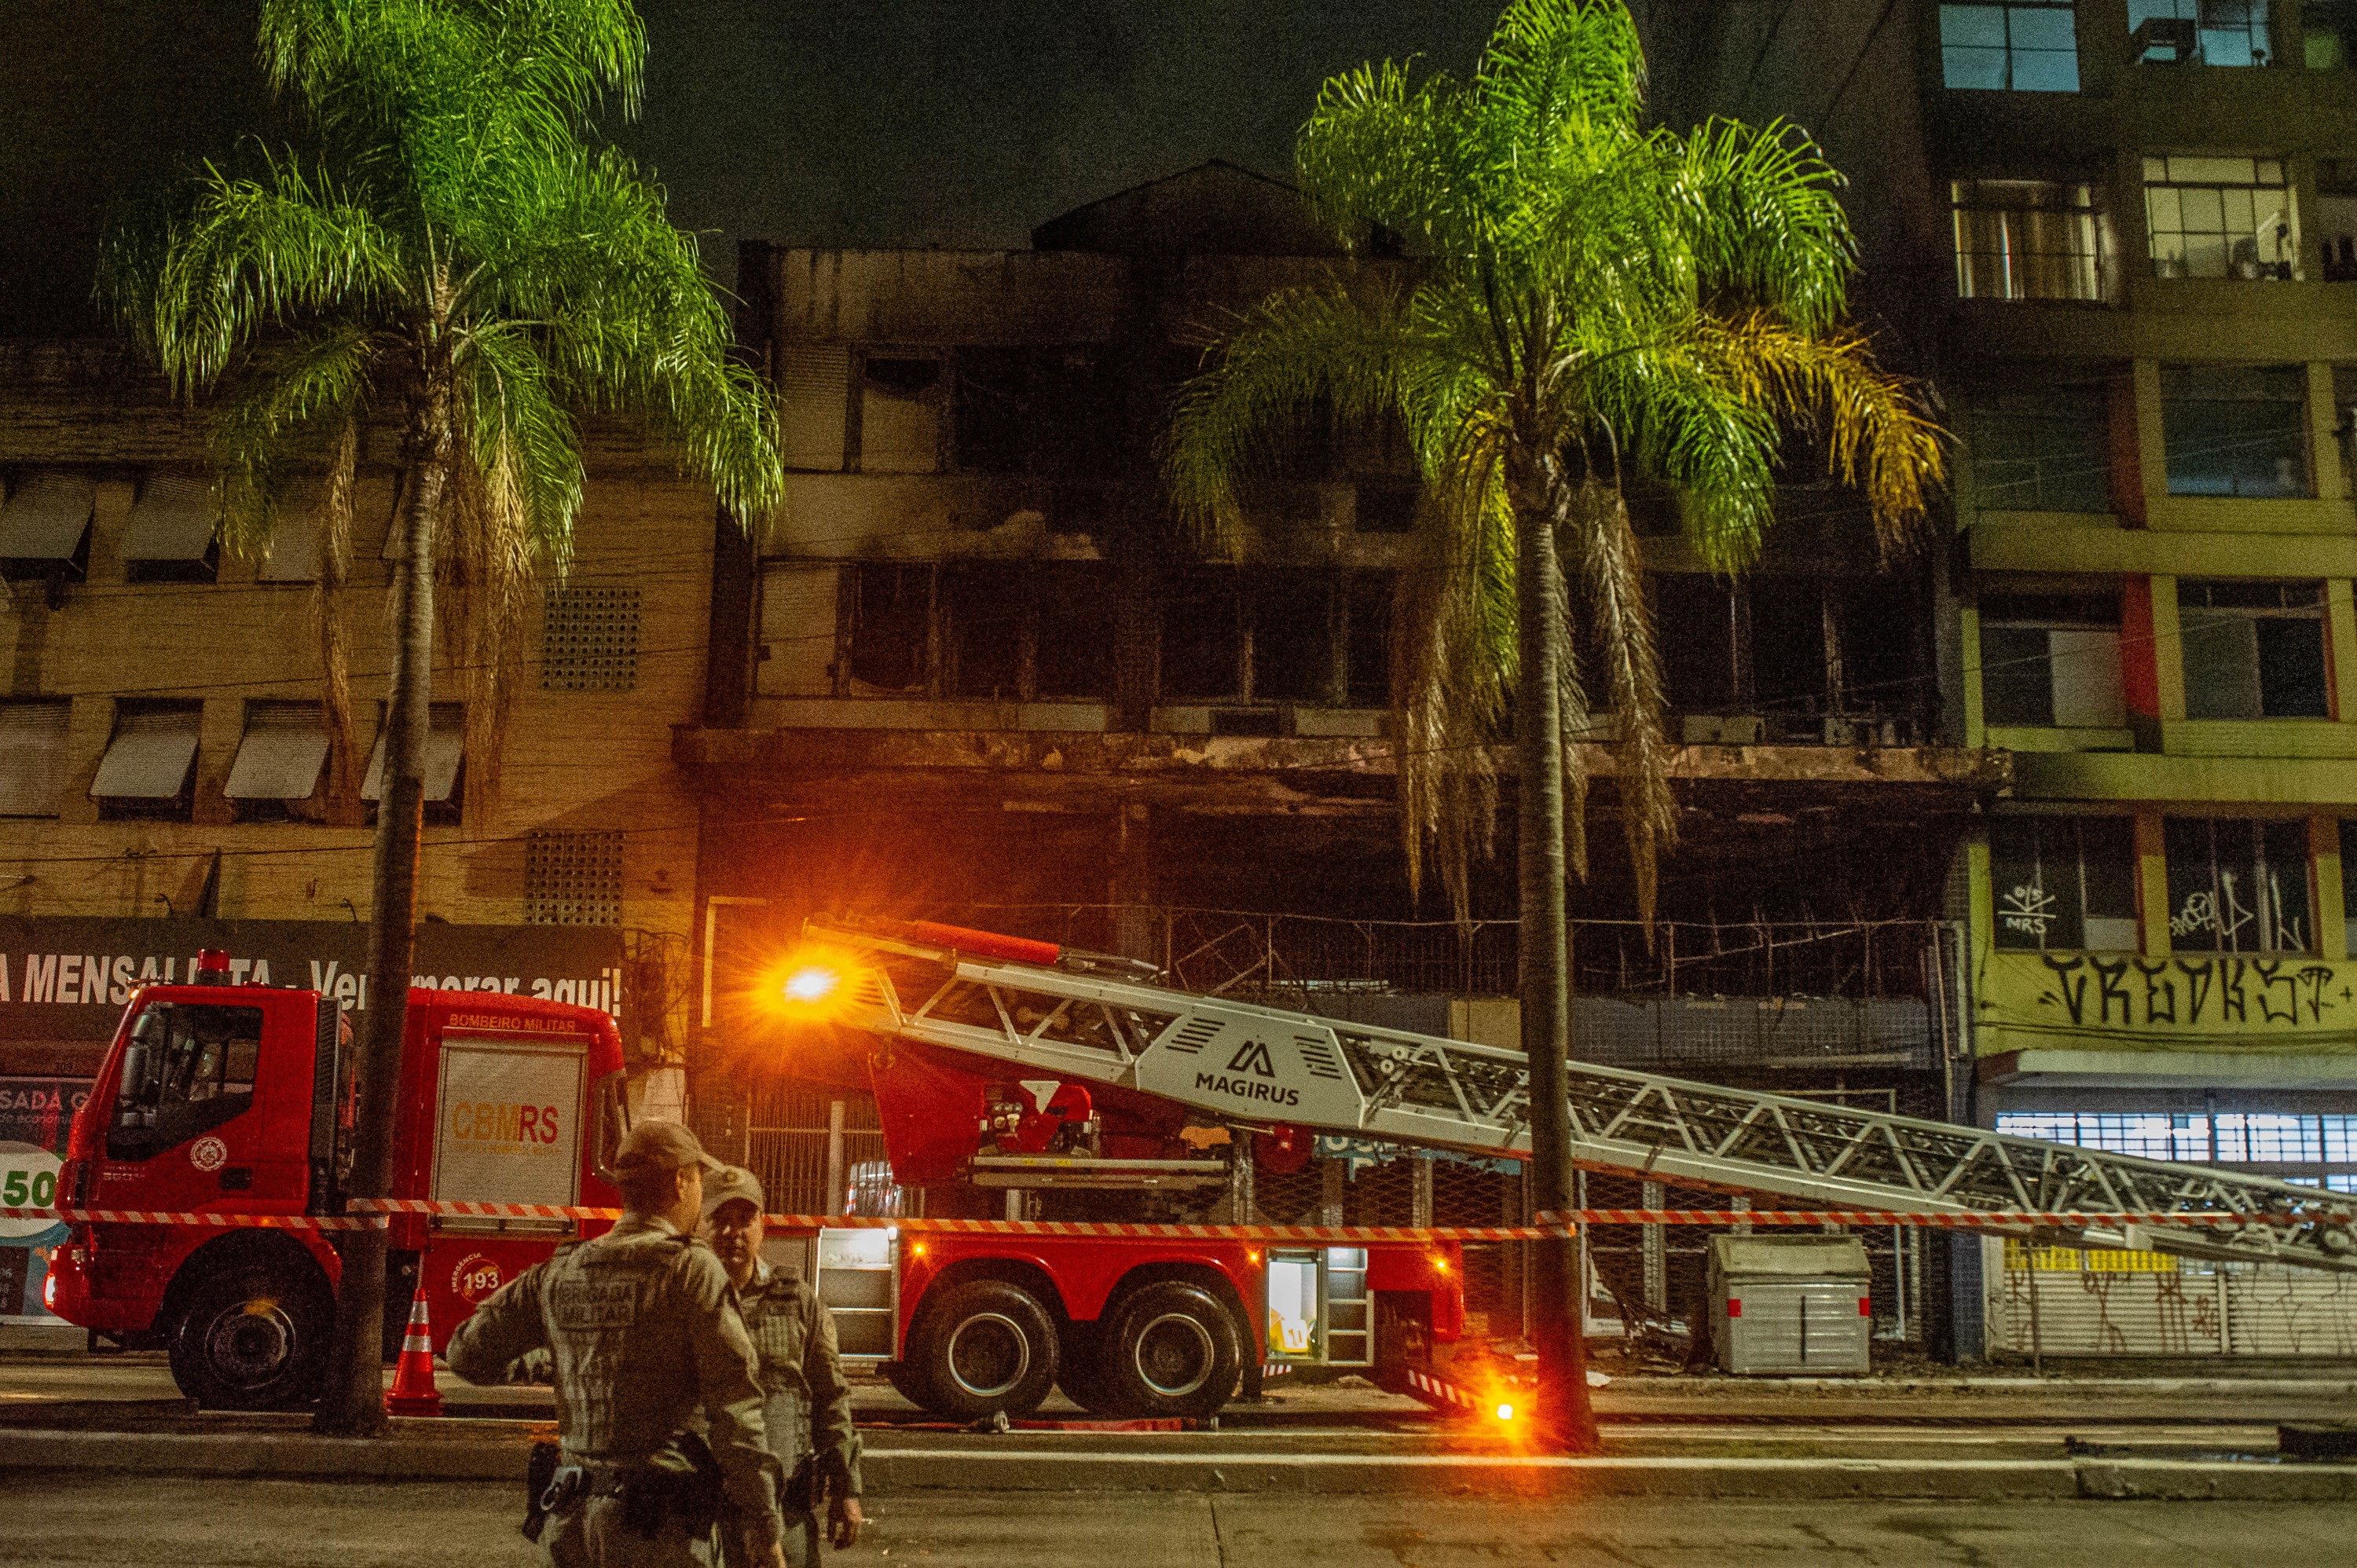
[0,0,1504,336]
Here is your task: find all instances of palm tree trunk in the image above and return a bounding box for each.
[313,392,446,1436]
[1512,474,1600,1455]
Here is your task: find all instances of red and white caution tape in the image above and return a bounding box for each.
[0,1206,383,1231]
[8,1200,2339,1242]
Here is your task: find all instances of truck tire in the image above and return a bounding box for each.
[907,1279,1059,1420]
[167,1262,330,1412]
[1098,1281,1242,1418]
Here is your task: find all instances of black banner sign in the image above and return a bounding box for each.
[0,917,625,1042]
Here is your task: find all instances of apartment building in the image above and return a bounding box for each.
[682,163,2006,1349]
[1657,0,2357,1357]
[0,343,713,1314]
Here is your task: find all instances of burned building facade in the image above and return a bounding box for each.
[680,163,2005,1350]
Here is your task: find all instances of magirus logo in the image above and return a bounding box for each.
[1197,1036,1297,1107]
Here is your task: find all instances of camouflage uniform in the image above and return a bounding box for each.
[448,1214,785,1566]
[722,1263,862,1568]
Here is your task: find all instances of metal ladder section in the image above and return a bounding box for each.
[808,923,2357,1273]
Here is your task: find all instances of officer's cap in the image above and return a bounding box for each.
[611,1119,724,1179]
[702,1165,767,1221]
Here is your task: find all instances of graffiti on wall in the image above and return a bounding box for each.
[2025,951,2355,1033]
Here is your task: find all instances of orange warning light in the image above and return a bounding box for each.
[783,965,840,1004]
[1493,1401,1516,1423]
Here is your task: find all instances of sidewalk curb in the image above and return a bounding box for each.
[6,1428,2355,1500]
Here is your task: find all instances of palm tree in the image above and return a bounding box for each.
[102,0,782,1437]
[1161,0,1941,1449]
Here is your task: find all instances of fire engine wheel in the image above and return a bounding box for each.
[168,1263,330,1412]
[911,1279,1059,1420]
[1101,1282,1243,1418]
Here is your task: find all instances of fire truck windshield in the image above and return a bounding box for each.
[108,1002,265,1161]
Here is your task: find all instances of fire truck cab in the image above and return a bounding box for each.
[48,954,628,1409]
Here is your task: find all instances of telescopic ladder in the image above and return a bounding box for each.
[805,919,2357,1273]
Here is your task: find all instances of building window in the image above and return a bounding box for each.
[121,474,219,584]
[2320,160,2357,282]
[2165,816,2312,952]
[1939,3,2081,90]
[2311,2,2357,68]
[1967,385,2113,511]
[2143,156,2297,280]
[2178,580,2328,718]
[222,701,330,822]
[2161,365,2311,497]
[1979,592,2124,728]
[542,584,641,692]
[0,701,71,818]
[844,564,932,694]
[2129,0,2269,65]
[2340,819,2357,955]
[1991,816,2139,952]
[856,354,942,473]
[1952,180,2104,301]
[778,346,851,471]
[525,829,623,926]
[0,470,94,590]
[1346,573,1395,707]
[90,703,201,822]
[1997,1110,2357,1189]
[361,702,465,825]
[951,347,1109,474]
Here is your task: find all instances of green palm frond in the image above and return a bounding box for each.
[108,153,407,393]
[1161,284,1423,553]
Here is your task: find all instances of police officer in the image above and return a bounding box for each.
[447,1122,789,1568]
[699,1167,863,1566]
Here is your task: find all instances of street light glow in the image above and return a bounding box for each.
[783,965,840,1003]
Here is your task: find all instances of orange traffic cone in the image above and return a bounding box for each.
[387,1280,444,1416]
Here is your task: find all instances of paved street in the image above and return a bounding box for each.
[5,1474,2355,1566]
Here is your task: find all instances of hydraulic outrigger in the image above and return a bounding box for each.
[809,917,2357,1275]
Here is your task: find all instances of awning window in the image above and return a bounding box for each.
[0,702,71,817]
[362,703,464,803]
[0,471,96,560]
[90,706,201,800]
[223,701,330,800]
[122,474,218,562]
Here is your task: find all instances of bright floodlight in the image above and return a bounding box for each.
[1494,1401,1515,1422]
[784,966,840,1003]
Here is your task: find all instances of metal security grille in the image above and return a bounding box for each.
[542,584,641,691]
[746,1085,887,1216]
[524,830,623,926]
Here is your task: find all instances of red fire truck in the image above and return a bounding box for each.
[46,952,629,1409]
[774,921,1476,1421]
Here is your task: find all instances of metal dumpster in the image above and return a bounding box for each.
[1709,1234,1872,1375]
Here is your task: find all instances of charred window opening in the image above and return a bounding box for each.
[847,563,933,693]
[1251,570,1336,703]
[1747,579,1830,719]
[1160,568,1245,700]
[1346,573,1395,707]
[944,564,1025,699]
[1033,565,1114,699]
[857,354,943,473]
[1655,576,1741,713]
[953,347,1111,474]
[1835,577,1926,723]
